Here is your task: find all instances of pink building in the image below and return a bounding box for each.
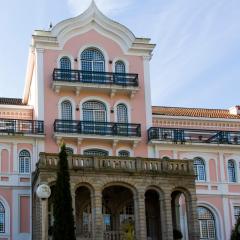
[0,2,239,240]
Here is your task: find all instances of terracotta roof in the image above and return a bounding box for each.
[0,98,24,105]
[152,106,240,119]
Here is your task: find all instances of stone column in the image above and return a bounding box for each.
[92,190,103,240]
[161,195,173,240]
[41,199,48,240]
[134,191,147,240]
[70,185,76,233]
[186,194,200,240]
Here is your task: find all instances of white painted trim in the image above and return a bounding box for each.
[116,147,133,157]
[143,56,152,129]
[113,100,131,123]
[12,190,31,240]
[13,143,18,172]
[57,96,76,120]
[197,202,224,240]
[0,144,11,174]
[51,1,136,52]
[0,105,33,110]
[0,196,10,238]
[57,53,75,69]
[17,148,32,175]
[230,200,240,227]
[179,152,221,183]
[35,48,45,121]
[112,58,129,73]
[81,145,113,156]
[79,96,110,121]
[78,44,109,71]
[226,158,238,183]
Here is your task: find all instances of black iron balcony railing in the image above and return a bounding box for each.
[53,68,139,87]
[0,119,44,135]
[54,120,141,137]
[148,127,240,145]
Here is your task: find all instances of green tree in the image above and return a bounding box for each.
[231,216,240,240]
[52,144,76,240]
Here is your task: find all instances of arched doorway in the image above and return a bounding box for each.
[102,185,135,240]
[75,186,92,238]
[145,189,162,240]
[171,191,189,240]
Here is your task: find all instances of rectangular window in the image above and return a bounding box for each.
[234,206,240,222]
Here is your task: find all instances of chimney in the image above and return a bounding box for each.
[229,106,240,115]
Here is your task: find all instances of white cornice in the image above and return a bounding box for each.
[23,47,35,104]
[32,1,155,55]
[0,105,33,110]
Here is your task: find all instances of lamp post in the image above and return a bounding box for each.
[36,184,51,240]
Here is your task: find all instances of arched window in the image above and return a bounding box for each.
[118,150,130,157]
[228,160,236,182]
[60,57,71,70]
[115,61,125,73]
[66,147,74,155]
[162,156,170,160]
[82,101,107,122]
[61,101,72,120]
[0,202,5,233]
[83,149,109,157]
[19,150,31,174]
[117,104,128,123]
[197,207,216,240]
[194,158,206,181]
[81,48,105,72]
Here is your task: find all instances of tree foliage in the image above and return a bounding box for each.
[231,216,240,240]
[52,144,76,240]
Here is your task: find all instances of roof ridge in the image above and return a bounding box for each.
[152,105,229,111]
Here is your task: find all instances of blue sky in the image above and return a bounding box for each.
[0,0,239,109]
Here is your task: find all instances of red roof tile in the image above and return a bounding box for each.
[152,106,240,119]
[0,98,24,105]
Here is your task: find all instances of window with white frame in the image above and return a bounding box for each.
[61,100,73,120]
[234,206,240,222]
[82,101,107,122]
[81,48,105,72]
[197,206,216,240]
[194,158,206,181]
[0,202,5,233]
[228,160,236,182]
[115,61,125,73]
[66,147,74,155]
[60,57,71,69]
[83,149,109,157]
[118,150,130,157]
[19,150,31,173]
[117,104,128,123]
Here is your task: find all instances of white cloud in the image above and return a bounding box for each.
[67,0,134,16]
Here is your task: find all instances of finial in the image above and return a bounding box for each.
[49,22,53,29]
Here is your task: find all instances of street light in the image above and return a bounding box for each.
[36,184,51,240]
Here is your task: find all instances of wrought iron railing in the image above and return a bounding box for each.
[148,127,240,145]
[0,119,44,135]
[53,68,139,87]
[54,120,141,137]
